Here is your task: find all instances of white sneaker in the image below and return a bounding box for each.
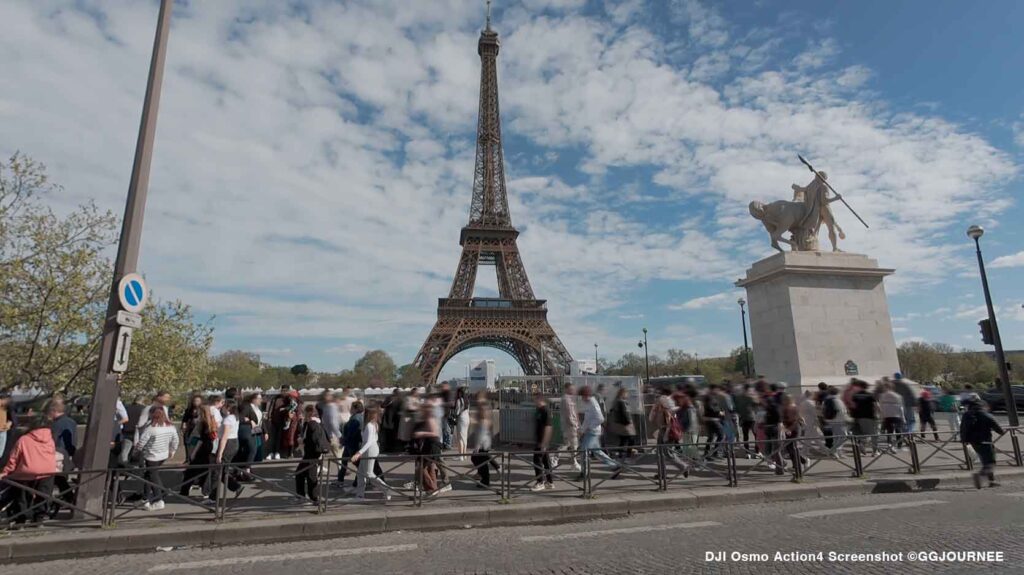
[545,482,555,490]
[531,483,546,492]
[153,500,165,510]
[438,484,453,493]
[572,463,582,473]
[143,502,153,511]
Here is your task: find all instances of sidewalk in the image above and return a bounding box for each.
[2,439,1021,562]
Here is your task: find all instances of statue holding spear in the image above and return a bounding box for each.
[749,156,869,252]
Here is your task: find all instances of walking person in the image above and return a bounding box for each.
[179,394,204,464]
[381,389,401,453]
[469,391,499,487]
[960,395,1005,489]
[209,402,243,503]
[608,387,636,456]
[531,393,554,491]
[339,401,364,489]
[413,402,442,494]
[577,387,621,480]
[454,387,470,461]
[878,383,905,451]
[939,389,962,435]
[266,386,291,460]
[236,393,265,480]
[558,384,581,472]
[429,391,452,489]
[733,384,758,458]
[0,413,56,525]
[762,384,786,474]
[822,386,850,456]
[849,380,879,455]
[397,388,421,453]
[318,391,343,468]
[48,398,77,513]
[351,407,394,501]
[918,389,940,441]
[702,385,726,460]
[179,405,217,498]
[295,404,329,504]
[781,394,805,478]
[650,387,689,479]
[135,408,179,511]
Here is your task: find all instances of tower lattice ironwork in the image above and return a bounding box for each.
[413,16,572,384]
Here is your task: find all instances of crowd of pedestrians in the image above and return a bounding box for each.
[0,374,1012,527]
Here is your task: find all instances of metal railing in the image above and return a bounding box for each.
[1,426,1019,532]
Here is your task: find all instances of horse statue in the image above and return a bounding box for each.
[749,171,845,252]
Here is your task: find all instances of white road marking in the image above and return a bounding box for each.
[998,492,1024,497]
[520,521,721,542]
[790,500,945,519]
[148,544,418,572]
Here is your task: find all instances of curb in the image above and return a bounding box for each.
[3,468,1022,563]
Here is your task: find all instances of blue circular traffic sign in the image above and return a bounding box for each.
[118,273,148,313]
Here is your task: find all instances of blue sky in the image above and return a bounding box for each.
[2,0,1022,380]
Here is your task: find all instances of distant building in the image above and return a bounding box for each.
[570,359,597,375]
[469,360,497,391]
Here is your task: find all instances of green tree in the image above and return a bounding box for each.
[117,300,213,397]
[353,350,397,387]
[897,341,948,382]
[396,363,423,387]
[0,153,117,392]
[945,351,998,386]
[210,350,263,388]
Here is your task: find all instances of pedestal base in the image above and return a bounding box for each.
[736,252,900,392]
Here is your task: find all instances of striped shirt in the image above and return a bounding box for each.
[137,425,180,462]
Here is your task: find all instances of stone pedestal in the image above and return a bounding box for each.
[735,252,900,391]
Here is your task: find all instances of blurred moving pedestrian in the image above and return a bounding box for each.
[339,401,364,489]
[470,391,500,487]
[822,386,850,456]
[609,387,636,455]
[733,384,758,457]
[577,387,621,480]
[0,411,56,525]
[559,384,581,472]
[531,393,553,491]
[454,387,470,461]
[959,395,1004,489]
[918,389,940,441]
[179,394,204,464]
[352,406,394,501]
[295,404,329,504]
[849,380,879,454]
[136,407,179,511]
[878,383,905,451]
[209,401,243,503]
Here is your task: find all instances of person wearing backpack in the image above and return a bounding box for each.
[651,388,689,479]
[733,384,758,458]
[295,404,330,504]
[959,395,1004,489]
[762,384,786,474]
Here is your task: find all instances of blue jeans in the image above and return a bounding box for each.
[580,431,619,470]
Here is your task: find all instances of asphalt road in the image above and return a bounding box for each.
[6,477,1023,574]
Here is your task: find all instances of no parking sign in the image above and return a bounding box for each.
[117,273,148,313]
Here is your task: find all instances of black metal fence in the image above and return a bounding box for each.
[2,426,1020,531]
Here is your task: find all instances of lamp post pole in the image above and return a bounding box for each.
[738,298,752,379]
[594,343,599,375]
[77,0,173,516]
[638,328,650,384]
[968,225,1018,427]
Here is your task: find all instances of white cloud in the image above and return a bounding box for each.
[668,292,738,310]
[0,1,1017,368]
[991,251,1024,268]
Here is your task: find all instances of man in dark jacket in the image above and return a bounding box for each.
[960,395,1005,489]
[339,401,365,488]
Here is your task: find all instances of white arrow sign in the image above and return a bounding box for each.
[112,326,133,373]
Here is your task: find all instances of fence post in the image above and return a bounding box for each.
[851,443,864,477]
[216,463,227,522]
[318,456,329,513]
[908,435,921,474]
[791,436,803,482]
[582,450,592,498]
[1011,432,1023,467]
[962,441,975,471]
[656,445,667,491]
[725,441,737,487]
[414,455,422,507]
[104,469,119,528]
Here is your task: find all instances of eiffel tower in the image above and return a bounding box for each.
[413,10,573,384]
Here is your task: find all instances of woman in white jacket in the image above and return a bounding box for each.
[136,408,179,510]
[350,407,394,501]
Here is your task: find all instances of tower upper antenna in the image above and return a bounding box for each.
[485,0,492,31]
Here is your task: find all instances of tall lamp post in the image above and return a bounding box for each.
[967,225,1018,427]
[738,297,752,379]
[638,328,650,384]
[594,343,599,375]
[77,0,173,516]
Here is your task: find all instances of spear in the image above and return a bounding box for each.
[798,154,869,229]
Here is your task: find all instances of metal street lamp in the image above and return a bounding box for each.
[967,225,1018,427]
[594,343,599,375]
[738,297,752,378]
[638,328,650,384]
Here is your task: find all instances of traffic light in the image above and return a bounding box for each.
[979,318,994,346]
